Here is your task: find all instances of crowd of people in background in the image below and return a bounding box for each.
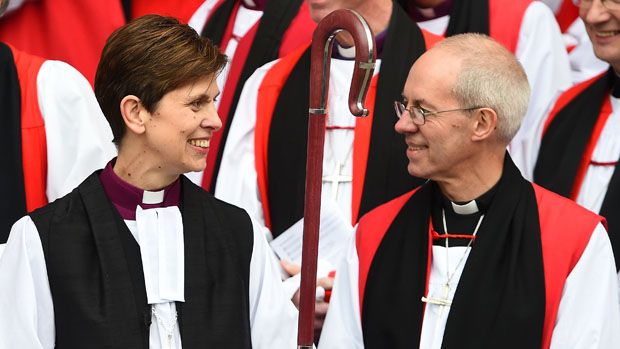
[0,0,619,348]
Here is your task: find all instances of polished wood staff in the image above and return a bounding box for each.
[298,8,376,348]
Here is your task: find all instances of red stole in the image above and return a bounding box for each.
[0,1,125,84]
[488,0,531,53]
[355,184,602,348]
[254,43,379,230]
[555,0,580,34]
[130,0,206,23]
[542,72,612,200]
[200,1,316,191]
[8,44,48,212]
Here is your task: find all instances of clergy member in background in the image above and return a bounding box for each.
[397,0,572,161]
[130,0,316,190]
[319,33,620,349]
[215,0,441,338]
[0,0,116,251]
[515,0,620,277]
[0,0,125,84]
[0,15,297,348]
[539,0,608,84]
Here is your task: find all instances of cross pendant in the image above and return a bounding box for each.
[421,283,452,307]
[322,161,352,200]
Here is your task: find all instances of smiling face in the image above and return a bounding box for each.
[140,75,221,176]
[581,2,620,69]
[395,49,476,182]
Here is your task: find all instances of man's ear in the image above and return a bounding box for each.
[120,95,148,135]
[471,107,498,142]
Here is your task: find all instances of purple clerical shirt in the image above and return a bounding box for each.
[99,159,181,220]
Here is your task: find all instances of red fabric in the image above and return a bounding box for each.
[355,189,418,312]
[255,43,311,230]
[421,29,443,49]
[9,44,48,212]
[355,184,601,348]
[0,1,125,85]
[277,2,316,57]
[351,76,377,225]
[489,0,531,53]
[534,185,603,348]
[202,20,259,191]
[200,1,315,191]
[542,72,604,135]
[540,72,610,201]
[131,0,206,23]
[570,98,612,200]
[218,1,242,52]
[555,0,579,33]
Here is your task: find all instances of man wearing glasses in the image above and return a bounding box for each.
[319,33,620,349]
[513,0,620,278]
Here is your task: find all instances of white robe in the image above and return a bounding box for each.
[185,0,263,186]
[318,223,620,349]
[0,59,117,258]
[0,207,298,348]
[415,2,573,163]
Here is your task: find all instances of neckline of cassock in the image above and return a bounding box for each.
[99,158,181,220]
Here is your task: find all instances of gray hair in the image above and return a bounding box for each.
[435,33,530,143]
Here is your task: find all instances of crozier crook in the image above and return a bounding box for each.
[298,9,376,348]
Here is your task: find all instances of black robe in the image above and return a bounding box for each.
[29,172,254,348]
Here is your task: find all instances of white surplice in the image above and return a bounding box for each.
[539,0,608,84]
[318,223,620,349]
[0,200,298,348]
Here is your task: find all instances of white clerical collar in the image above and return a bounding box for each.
[142,189,165,204]
[450,200,479,215]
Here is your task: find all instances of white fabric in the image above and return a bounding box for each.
[186,1,263,186]
[0,212,298,348]
[416,2,573,169]
[215,58,381,280]
[512,92,620,213]
[133,207,185,304]
[538,0,608,84]
[37,60,117,201]
[318,223,620,348]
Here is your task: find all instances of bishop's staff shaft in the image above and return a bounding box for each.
[298,9,376,348]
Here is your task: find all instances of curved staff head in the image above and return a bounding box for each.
[309,8,376,117]
[299,8,376,349]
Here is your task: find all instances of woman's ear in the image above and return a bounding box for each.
[471,107,498,142]
[120,95,148,135]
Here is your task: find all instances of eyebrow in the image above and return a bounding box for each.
[186,91,220,102]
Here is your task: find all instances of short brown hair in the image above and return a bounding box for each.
[95,15,227,146]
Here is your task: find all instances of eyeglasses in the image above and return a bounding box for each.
[394,101,481,126]
[574,0,620,10]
